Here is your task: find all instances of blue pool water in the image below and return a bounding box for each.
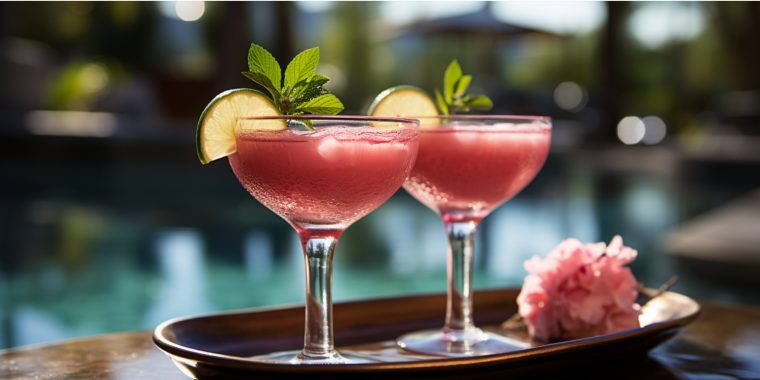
[1,147,757,350]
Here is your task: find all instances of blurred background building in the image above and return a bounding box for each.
[1,1,759,349]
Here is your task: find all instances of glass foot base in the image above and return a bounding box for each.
[397,328,528,357]
[251,350,377,364]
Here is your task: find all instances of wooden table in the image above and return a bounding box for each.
[2,300,759,380]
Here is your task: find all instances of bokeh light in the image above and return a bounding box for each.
[641,115,667,145]
[629,3,705,49]
[493,1,605,34]
[553,81,587,112]
[175,1,205,22]
[79,63,109,95]
[617,116,646,145]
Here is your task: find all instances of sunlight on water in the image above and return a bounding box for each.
[244,231,274,280]
[0,169,752,350]
[486,200,574,280]
[370,202,421,275]
[13,307,72,347]
[144,229,209,326]
[287,233,306,294]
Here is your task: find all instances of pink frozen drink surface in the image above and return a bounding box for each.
[229,127,419,230]
[404,124,550,222]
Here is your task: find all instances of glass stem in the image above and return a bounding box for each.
[444,220,479,334]
[298,230,341,360]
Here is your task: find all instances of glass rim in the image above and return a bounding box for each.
[413,114,551,122]
[412,114,551,130]
[239,114,419,125]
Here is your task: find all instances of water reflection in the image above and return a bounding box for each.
[370,200,446,275]
[372,201,424,275]
[144,229,209,327]
[486,200,571,280]
[243,231,274,280]
[1,160,758,349]
[13,306,72,347]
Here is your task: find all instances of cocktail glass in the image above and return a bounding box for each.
[398,115,551,357]
[228,115,419,364]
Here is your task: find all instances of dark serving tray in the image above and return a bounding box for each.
[153,288,700,379]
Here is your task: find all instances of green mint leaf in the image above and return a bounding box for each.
[295,93,344,115]
[247,43,282,90]
[466,95,493,110]
[289,76,329,101]
[242,43,344,119]
[443,59,462,104]
[284,47,319,91]
[435,89,449,115]
[242,71,282,105]
[438,58,492,114]
[307,76,330,88]
[293,85,328,104]
[451,98,470,113]
[311,74,330,83]
[454,75,472,97]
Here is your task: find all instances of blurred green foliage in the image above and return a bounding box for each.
[45,61,125,110]
[1,2,758,135]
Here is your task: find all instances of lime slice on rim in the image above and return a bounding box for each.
[196,88,284,164]
[368,85,439,129]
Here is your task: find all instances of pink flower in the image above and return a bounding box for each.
[516,235,641,341]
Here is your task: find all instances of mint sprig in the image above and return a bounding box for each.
[435,59,493,115]
[242,43,344,126]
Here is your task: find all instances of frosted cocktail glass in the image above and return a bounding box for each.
[229,115,419,363]
[399,115,551,356]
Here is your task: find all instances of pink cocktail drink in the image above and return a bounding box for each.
[397,116,551,357]
[226,116,418,364]
[404,124,551,222]
[230,127,419,231]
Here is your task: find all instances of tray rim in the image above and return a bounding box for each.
[153,288,701,374]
